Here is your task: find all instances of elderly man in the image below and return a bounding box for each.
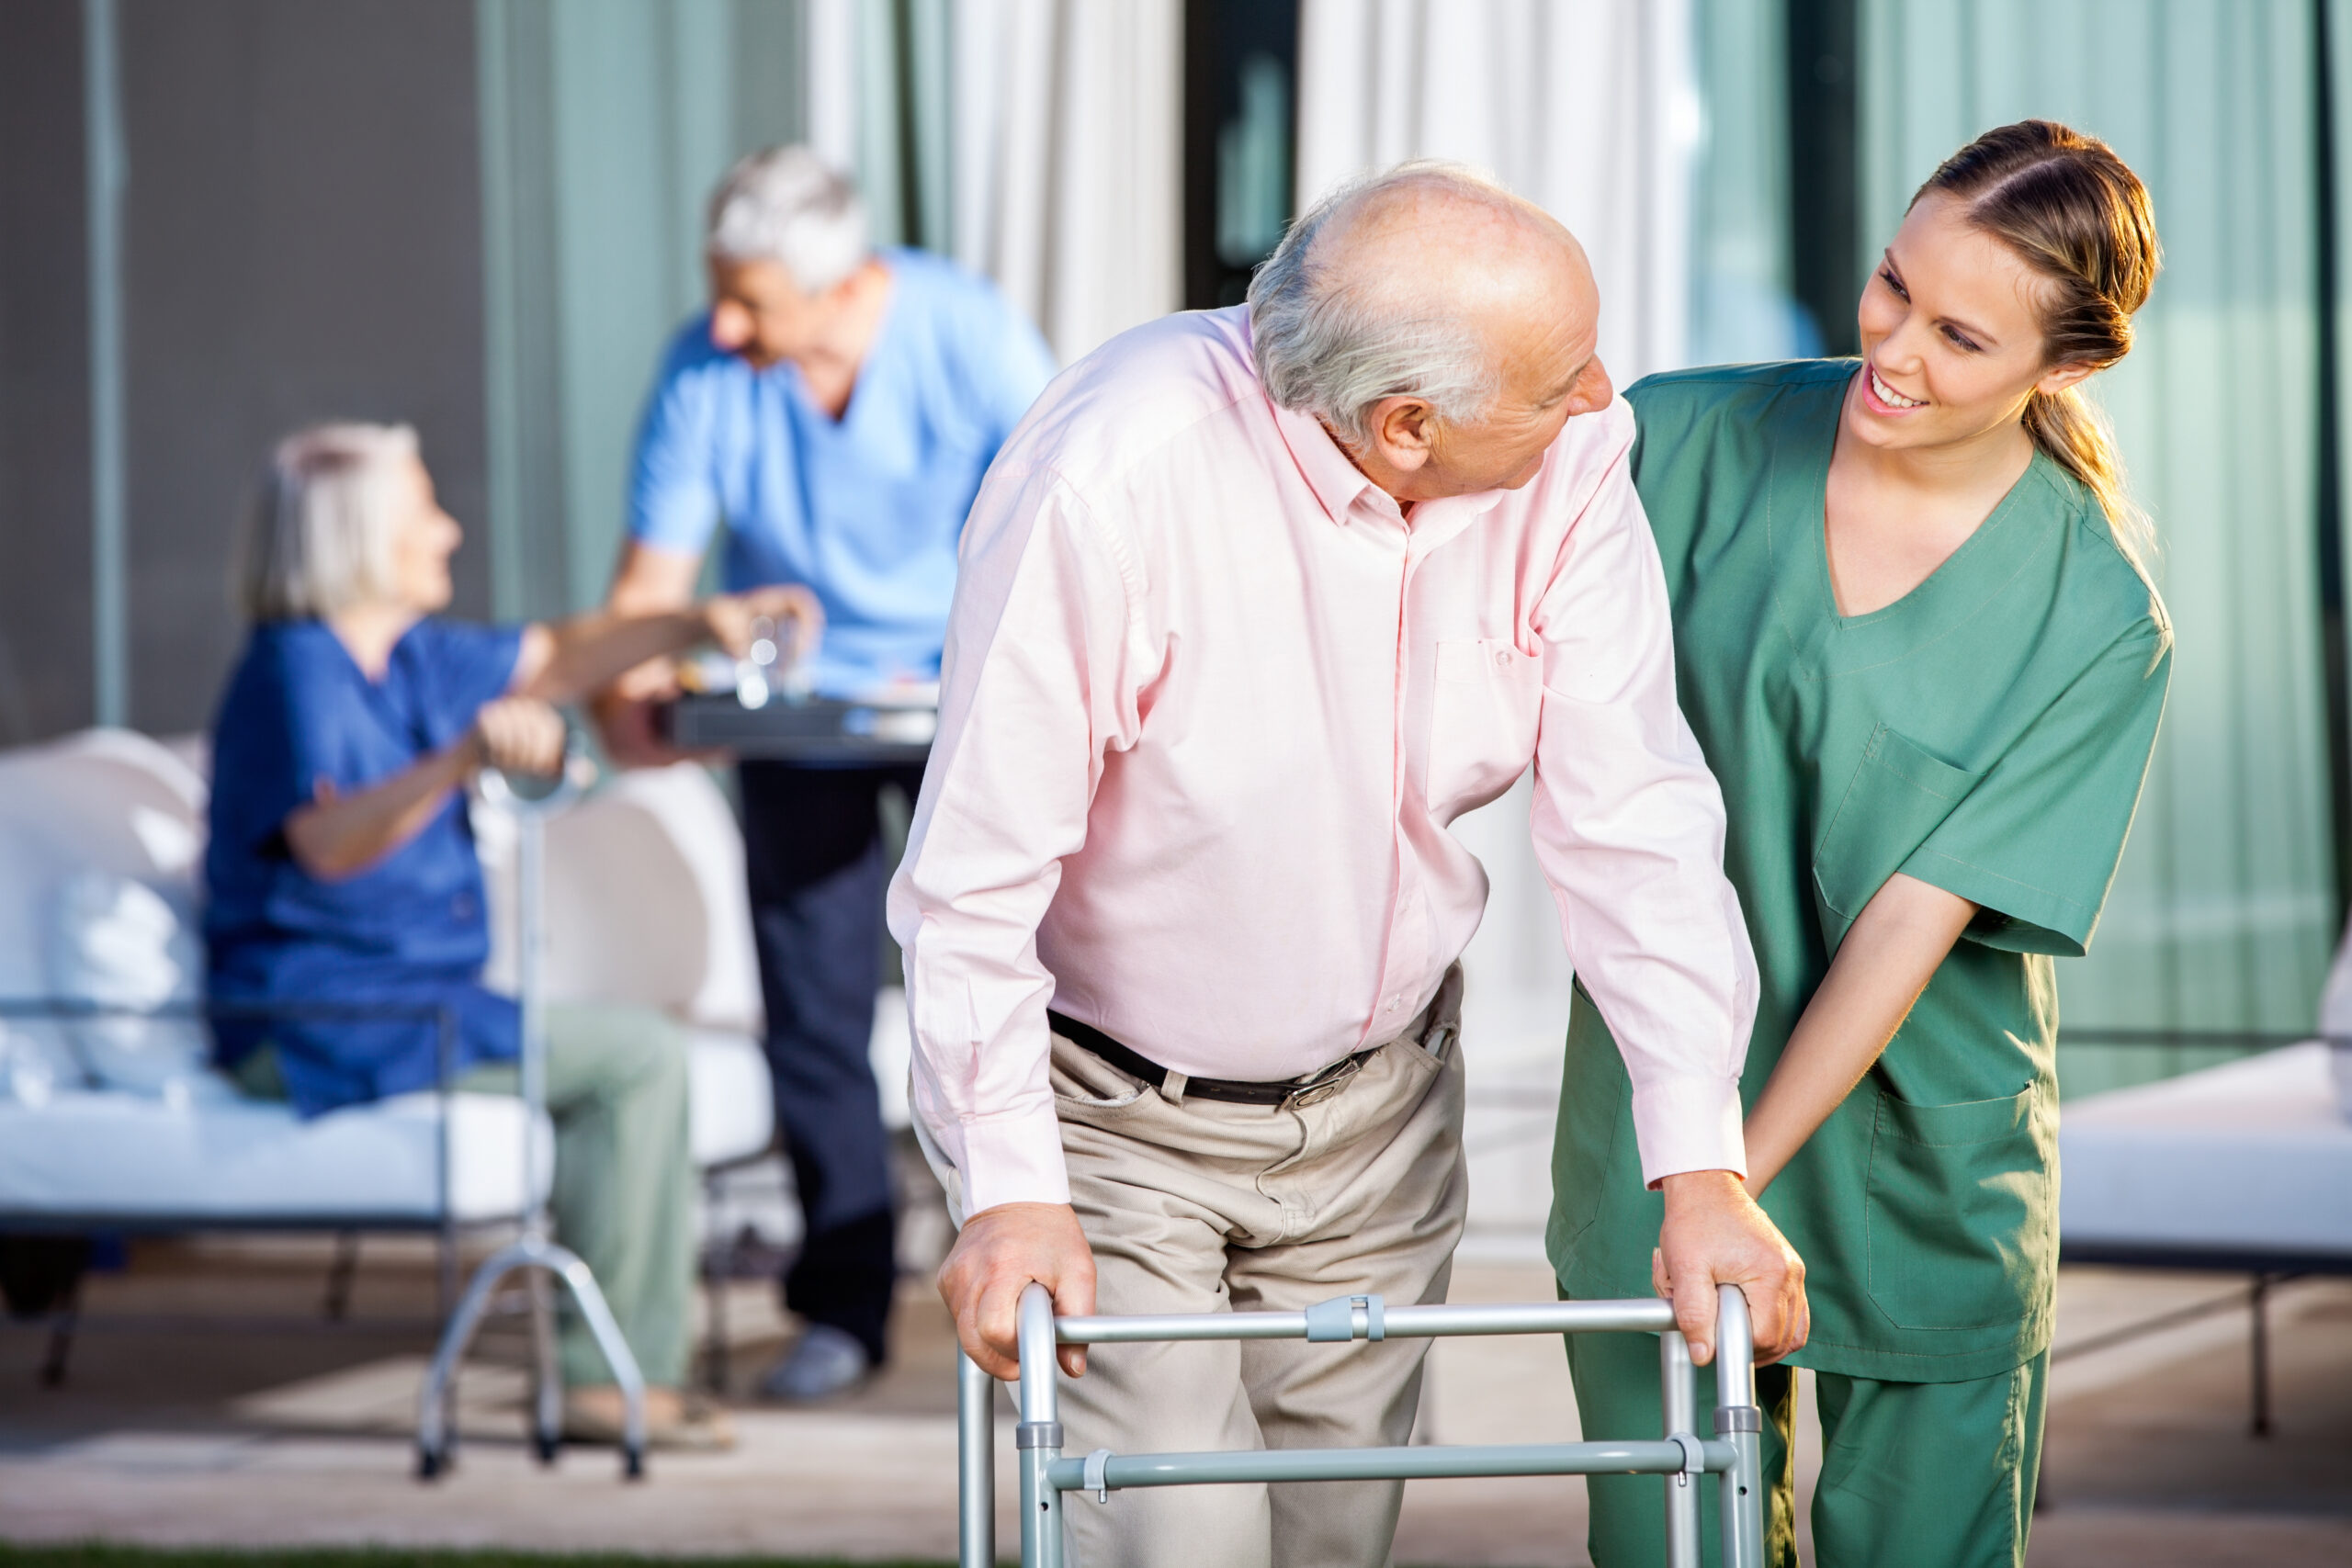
[889,164,1805,1567]
[597,146,1057,1400]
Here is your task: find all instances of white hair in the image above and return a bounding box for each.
[238,423,417,621]
[1248,161,1521,446]
[706,145,870,294]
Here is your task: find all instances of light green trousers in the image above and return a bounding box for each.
[458,1003,695,1389]
[1565,1330,2047,1568]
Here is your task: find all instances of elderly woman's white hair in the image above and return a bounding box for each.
[706,145,870,294]
[238,422,420,622]
[1248,161,1526,446]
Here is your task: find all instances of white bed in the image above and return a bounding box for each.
[2059,1042,2352,1269]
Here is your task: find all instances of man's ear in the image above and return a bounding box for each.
[1365,396,1437,473]
[2035,358,2096,398]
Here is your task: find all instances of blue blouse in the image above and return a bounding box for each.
[628,247,1056,697]
[204,618,524,1115]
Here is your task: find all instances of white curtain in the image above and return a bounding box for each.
[806,0,1182,367]
[948,0,1184,365]
[1295,0,1700,386]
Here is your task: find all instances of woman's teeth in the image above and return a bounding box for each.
[1870,367,1924,409]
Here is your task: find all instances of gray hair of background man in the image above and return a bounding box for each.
[238,422,419,623]
[706,145,871,295]
[1248,161,1538,447]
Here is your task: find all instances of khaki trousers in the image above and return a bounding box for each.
[933,980,1467,1568]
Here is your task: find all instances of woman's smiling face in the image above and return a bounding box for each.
[1848,190,2092,453]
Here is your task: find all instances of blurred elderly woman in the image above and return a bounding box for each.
[203,422,814,1450]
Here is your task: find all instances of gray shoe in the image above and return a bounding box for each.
[760,1323,874,1403]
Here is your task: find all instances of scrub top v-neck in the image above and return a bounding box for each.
[1549,360,2171,1382]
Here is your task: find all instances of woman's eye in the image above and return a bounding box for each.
[1941,324,1981,352]
[1879,268,1908,300]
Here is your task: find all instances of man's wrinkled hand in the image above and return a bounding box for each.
[1653,1169,1807,1367]
[937,1201,1096,1382]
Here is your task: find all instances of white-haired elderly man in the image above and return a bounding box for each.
[890,163,1809,1567]
[594,147,1057,1401]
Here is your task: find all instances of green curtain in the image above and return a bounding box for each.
[1689,0,1814,363]
[477,0,807,621]
[1859,0,2340,1093]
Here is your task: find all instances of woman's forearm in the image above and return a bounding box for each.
[283,740,477,881]
[1742,873,1979,1195]
[515,605,713,705]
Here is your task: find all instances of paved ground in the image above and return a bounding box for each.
[1,1237,2346,1565]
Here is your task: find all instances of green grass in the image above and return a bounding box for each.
[0,1551,952,1568]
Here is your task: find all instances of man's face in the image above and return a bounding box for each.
[1423,295,1612,496]
[707,255,834,369]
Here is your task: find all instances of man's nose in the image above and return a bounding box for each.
[1575,356,1614,413]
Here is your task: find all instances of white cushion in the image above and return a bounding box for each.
[45,870,223,1102]
[684,1027,775,1168]
[2059,1042,2352,1259]
[0,1089,551,1224]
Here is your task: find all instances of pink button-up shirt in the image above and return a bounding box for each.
[888,307,1757,1214]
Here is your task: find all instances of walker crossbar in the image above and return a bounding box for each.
[959,1282,1768,1568]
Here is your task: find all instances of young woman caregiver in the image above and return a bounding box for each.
[206,422,815,1450]
[1549,121,2171,1568]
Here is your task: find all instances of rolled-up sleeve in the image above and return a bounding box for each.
[886,458,1144,1214]
[1526,434,1758,1186]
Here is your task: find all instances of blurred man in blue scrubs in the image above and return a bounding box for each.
[595,146,1056,1401]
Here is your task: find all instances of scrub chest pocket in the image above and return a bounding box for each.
[1865,1083,2054,1332]
[1813,723,1977,934]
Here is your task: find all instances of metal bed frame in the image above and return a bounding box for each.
[960,1281,1768,1568]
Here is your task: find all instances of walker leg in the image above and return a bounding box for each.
[959,1350,997,1568]
[1661,1329,1702,1568]
[1016,1283,1064,1568]
[528,1268,562,1463]
[1713,1285,1765,1568]
[548,1242,648,1480]
[416,1241,530,1480]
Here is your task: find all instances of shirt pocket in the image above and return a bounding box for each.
[1863,1083,2053,1331]
[1812,723,1978,928]
[1426,638,1543,819]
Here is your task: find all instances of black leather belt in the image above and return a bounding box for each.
[1047,1010,1383,1107]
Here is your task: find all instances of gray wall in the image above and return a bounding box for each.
[0,0,96,746]
[119,0,492,734]
[0,0,492,742]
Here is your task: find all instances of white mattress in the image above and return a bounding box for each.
[2059,1042,2352,1260]
[0,1089,549,1224]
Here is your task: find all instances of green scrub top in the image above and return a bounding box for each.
[1549,362,2172,1383]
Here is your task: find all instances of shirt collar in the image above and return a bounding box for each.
[1266,395,1387,526]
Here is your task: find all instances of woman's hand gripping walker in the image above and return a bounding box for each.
[415,739,651,1482]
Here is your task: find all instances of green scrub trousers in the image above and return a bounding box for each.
[1566,1333,2048,1568]
[236,1002,695,1388]
[1552,362,2170,1568]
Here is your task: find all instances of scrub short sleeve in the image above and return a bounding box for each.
[402,619,526,750]
[628,325,726,556]
[1901,622,2170,956]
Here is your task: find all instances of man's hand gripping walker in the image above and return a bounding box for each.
[959,1283,1769,1568]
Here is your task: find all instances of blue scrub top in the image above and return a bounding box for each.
[628,247,1057,697]
[203,617,524,1116]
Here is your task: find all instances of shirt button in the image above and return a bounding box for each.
[1494,649,1511,667]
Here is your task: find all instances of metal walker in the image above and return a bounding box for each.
[415,753,650,1481]
[960,1282,1767,1568]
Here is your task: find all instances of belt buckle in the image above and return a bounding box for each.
[1281,1055,1366,1111]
